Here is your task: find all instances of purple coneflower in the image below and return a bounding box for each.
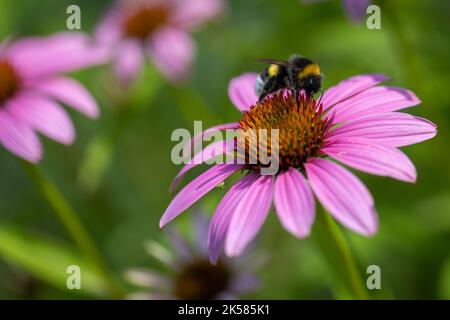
[303,0,371,22]
[95,0,225,84]
[126,216,260,299]
[161,72,437,261]
[0,33,106,163]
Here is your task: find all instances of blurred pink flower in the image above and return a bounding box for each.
[95,0,225,84]
[0,33,107,163]
[126,215,261,299]
[303,0,371,22]
[161,73,437,260]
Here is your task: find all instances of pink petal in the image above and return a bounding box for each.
[6,32,88,61]
[274,168,315,238]
[327,112,437,147]
[228,73,259,113]
[7,32,109,78]
[171,0,225,29]
[114,39,144,84]
[167,229,193,261]
[305,158,378,236]
[321,74,389,111]
[225,174,274,257]
[183,122,238,162]
[160,164,242,228]
[207,173,258,263]
[169,139,235,193]
[330,86,421,123]
[0,109,42,163]
[147,27,195,83]
[322,138,417,183]
[194,214,210,254]
[94,7,123,46]
[8,93,75,145]
[25,77,99,119]
[229,274,261,293]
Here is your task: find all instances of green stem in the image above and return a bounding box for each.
[20,161,123,299]
[77,103,134,195]
[315,207,369,300]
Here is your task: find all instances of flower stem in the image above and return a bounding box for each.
[20,161,123,299]
[315,206,369,299]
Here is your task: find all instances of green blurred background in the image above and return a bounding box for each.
[0,0,449,299]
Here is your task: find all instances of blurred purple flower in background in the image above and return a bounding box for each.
[303,0,371,22]
[0,33,106,163]
[126,215,261,299]
[95,0,225,84]
[161,73,437,260]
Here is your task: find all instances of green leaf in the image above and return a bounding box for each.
[0,224,107,297]
[438,257,450,299]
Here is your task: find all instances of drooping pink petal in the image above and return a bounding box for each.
[170,139,235,193]
[329,86,421,123]
[343,0,370,22]
[194,214,210,254]
[322,138,417,183]
[8,93,75,145]
[160,164,242,228]
[207,173,258,263]
[183,122,238,162]
[228,73,259,112]
[326,112,437,147]
[225,174,274,257]
[125,268,171,288]
[321,74,389,111]
[274,168,315,238]
[171,0,225,29]
[305,158,378,236]
[0,109,42,163]
[7,32,109,78]
[147,27,195,83]
[6,32,89,62]
[25,77,99,119]
[94,7,123,46]
[114,39,144,84]
[167,229,193,261]
[229,274,261,293]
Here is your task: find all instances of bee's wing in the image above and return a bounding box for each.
[256,59,292,68]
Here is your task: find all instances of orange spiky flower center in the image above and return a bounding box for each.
[124,6,170,39]
[0,60,19,104]
[174,258,231,299]
[236,92,330,171]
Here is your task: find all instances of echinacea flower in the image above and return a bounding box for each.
[126,215,261,299]
[161,72,437,261]
[302,0,370,22]
[95,0,225,84]
[0,33,107,163]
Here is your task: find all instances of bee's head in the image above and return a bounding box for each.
[297,62,322,96]
[303,74,322,96]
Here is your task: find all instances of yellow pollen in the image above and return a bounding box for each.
[237,92,329,170]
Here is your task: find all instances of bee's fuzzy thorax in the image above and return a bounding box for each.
[298,63,321,80]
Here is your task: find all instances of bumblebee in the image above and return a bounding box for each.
[255,54,322,102]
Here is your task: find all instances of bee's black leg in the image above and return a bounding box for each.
[259,77,279,103]
[258,92,267,103]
